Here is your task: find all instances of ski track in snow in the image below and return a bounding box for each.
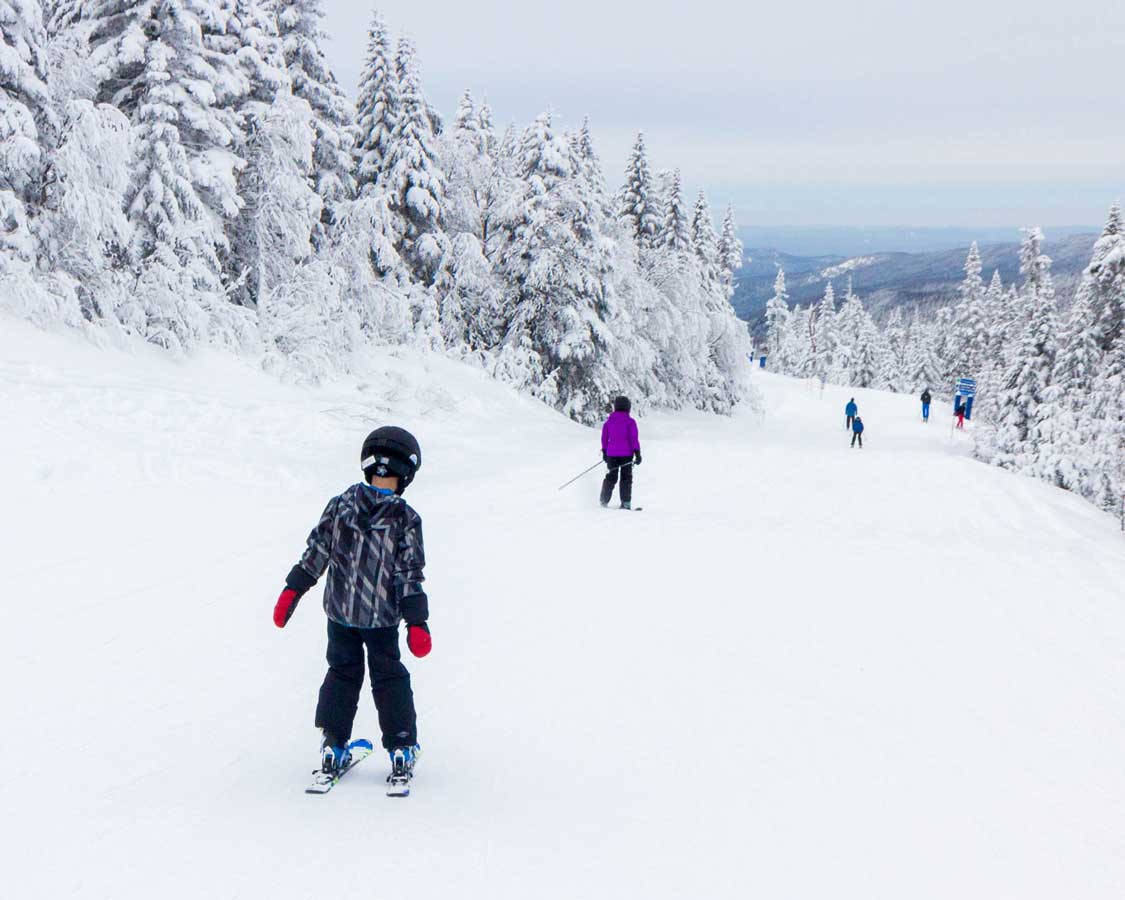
[2,318,1125,899]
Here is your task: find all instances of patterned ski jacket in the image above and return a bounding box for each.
[285,484,427,629]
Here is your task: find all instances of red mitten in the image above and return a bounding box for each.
[407,623,432,658]
[273,588,301,628]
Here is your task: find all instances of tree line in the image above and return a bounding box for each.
[0,1,753,423]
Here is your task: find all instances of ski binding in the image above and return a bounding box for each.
[305,739,375,794]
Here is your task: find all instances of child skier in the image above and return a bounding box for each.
[851,415,865,448]
[955,404,966,429]
[600,396,642,509]
[272,426,431,793]
[845,398,858,431]
[920,389,932,422]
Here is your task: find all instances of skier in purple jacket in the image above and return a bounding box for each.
[600,396,642,509]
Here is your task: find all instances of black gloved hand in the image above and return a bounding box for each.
[602,450,608,464]
[634,451,642,467]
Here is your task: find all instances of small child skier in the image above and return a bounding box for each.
[600,396,642,509]
[272,426,431,791]
[920,389,932,422]
[851,415,865,448]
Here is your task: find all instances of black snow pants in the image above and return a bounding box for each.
[600,457,634,505]
[315,619,417,750]
[851,432,863,448]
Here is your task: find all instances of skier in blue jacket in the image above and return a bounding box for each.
[845,399,858,431]
[851,415,865,449]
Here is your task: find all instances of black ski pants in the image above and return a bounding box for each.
[851,432,863,448]
[598,456,634,506]
[846,415,855,431]
[600,457,634,505]
[316,619,417,750]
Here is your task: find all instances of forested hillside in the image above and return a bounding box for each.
[0,1,753,424]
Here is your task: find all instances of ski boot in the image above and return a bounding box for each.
[620,501,631,510]
[386,744,421,797]
[320,732,352,775]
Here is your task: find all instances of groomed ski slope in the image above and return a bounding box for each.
[3,318,1125,900]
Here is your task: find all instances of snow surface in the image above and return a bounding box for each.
[3,318,1125,899]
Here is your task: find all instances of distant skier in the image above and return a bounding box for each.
[955,403,966,429]
[600,396,642,509]
[920,389,932,423]
[845,398,858,431]
[851,415,865,449]
[272,427,430,792]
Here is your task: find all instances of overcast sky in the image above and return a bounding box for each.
[320,1,1125,229]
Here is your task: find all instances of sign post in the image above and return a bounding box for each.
[954,377,977,420]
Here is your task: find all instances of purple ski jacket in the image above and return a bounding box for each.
[601,411,640,457]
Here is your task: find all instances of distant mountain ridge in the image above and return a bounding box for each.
[733,233,1099,330]
[736,224,1101,257]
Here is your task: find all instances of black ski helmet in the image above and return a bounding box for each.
[613,395,631,413]
[361,426,422,494]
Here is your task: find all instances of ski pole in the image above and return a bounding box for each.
[557,459,635,491]
[558,459,607,491]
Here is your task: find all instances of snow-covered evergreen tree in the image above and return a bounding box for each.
[85,0,249,271]
[832,278,865,383]
[328,187,411,340]
[353,9,397,195]
[452,88,484,152]
[433,231,503,355]
[765,267,789,366]
[220,0,294,308]
[0,0,53,259]
[852,310,883,389]
[979,269,1007,374]
[986,230,1059,470]
[1082,204,1125,355]
[275,0,355,235]
[952,242,988,378]
[812,282,837,378]
[787,305,814,377]
[36,99,132,320]
[618,132,659,252]
[380,35,445,285]
[1087,330,1124,511]
[717,204,743,289]
[879,307,907,391]
[1035,284,1103,491]
[251,90,367,382]
[493,112,618,421]
[441,86,506,254]
[690,191,719,284]
[902,318,943,394]
[117,28,252,350]
[659,168,690,253]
